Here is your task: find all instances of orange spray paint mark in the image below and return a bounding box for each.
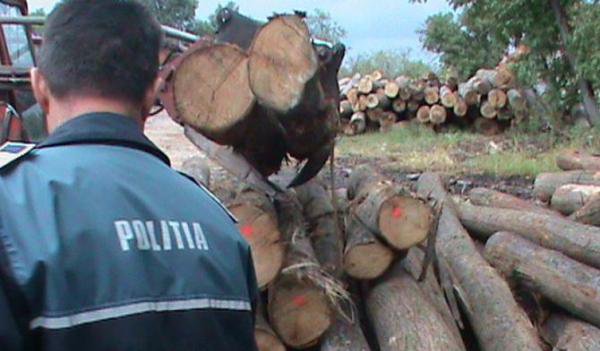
[292,295,308,308]
[241,225,254,238]
[392,207,404,219]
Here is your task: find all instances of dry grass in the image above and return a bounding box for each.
[337,123,600,177]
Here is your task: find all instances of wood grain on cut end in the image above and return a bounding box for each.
[174,44,254,145]
[344,242,394,280]
[269,279,332,348]
[378,196,431,249]
[248,15,318,112]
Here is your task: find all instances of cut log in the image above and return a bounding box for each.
[446,76,459,91]
[474,118,501,135]
[571,192,600,226]
[375,89,391,110]
[348,167,432,250]
[416,105,431,124]
[384,81,400,99]
[268,193,332,349]
[458,80,479,106]
[468,187,560,217]
[402,248,464,346]
[320,316,371,351]
[248,15,318,112]
[540,313,600,351]
[347,88,359,106]
[485,232,600,327]
[379,111,397,133]
[365,261,466,351]
[398,88,412,101]
[416,173,543,351]
[339,100,353,119]
[228,189,285,289]
[349,112,367,135]
[256,301,286,351]
[296,180,343,278]
[173,43,255,145]
[424,86,440,105]
[507,89,527,111]
[440,85,457,108]
[453,96,468,117]
[395,75,410,89]
[475,69,498,88]
[180,156,211,188]
[366,108,383,124]
[480,99,498,119]
[366,94,380,109]
[456,202,600,269]
[533,170,600,202]
[487,89,508,109]
[370,70,383,81]
[358,76,374,94]
[343,215,394,280]
[407,100,420,113]
[473,77,493,95]
[494,66,515,89]
[392,98,406,113]
[429,104,447,125]
[357,95,369,112]
[556,149,600,171]
[551,184,600,215]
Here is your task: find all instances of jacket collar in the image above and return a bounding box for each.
[36,112,171,166]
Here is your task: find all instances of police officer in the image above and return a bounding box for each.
[0,1,258,350]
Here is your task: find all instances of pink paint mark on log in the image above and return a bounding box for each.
[241,225,254,238]
[292,295,308,308]
[393,207,404,219]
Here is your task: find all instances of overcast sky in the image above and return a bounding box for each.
[28,0,453,62]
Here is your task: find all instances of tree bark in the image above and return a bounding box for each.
[180,156,211,188]
[256,301,286,351]
[348,167,432,250]
[551,184,600,215]
[459,80,479,106]
[456,202,600,269]
[343,215,394,280]
[296,180,343,278]
[549,0,600,126]
[534,171,600,202]
[365,261,466,351]
[320,316,372,351]
[468,187,560,218]
[339,100,353,119]
[268,193,332,349]
[540,313,600,351]
[556,149,600,171]
[571,192,600,226]
[485,232,600,327]
[416,173,543,351]
[228,189,284,289]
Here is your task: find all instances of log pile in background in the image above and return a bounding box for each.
[338,66,530,136]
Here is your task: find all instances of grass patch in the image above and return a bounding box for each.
[337,122,599,177]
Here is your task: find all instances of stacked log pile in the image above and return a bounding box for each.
[188,155,600,350]
[339,66,529,136]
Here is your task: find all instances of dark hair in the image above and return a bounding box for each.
[38,0,162,104]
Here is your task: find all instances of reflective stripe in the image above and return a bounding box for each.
[30,298,252,330]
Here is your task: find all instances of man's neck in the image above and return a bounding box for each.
[47,96,144,133]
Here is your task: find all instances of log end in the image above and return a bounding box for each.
[378,196,432,250]
[343,242,394,280]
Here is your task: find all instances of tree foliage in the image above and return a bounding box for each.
[306,9,347,43]
[138,0,199,31]
[340,49,434,79]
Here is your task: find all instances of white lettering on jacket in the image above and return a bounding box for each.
[114,220,210,252]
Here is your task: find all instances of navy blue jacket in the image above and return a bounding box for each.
[0,113,259,351]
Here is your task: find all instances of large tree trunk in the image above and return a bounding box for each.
[556,149,600,171]
[348,167,432,250]
[343,215,395,280]
[228,189,284,289]
[533,171,600,202]
[540,313,600,351]
[456,202,600,269]
[468,187,561,217]
[365,261,466,351]
[485,232,600,327]
[416,173,543,351]
[296,180,343,278]
[268,193,332,349]
[549,0,600,126]
[550,184,600,215]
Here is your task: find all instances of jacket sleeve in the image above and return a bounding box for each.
[0,280,24,350]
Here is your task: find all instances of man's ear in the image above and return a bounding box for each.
[141,76,163,121]
[30,68,50,115]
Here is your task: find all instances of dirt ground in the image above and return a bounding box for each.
[145,112,536,199]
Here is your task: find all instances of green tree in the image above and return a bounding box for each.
[340,49,434,79]
[306,9,347,43]
[138,0,198,31]
[29,8,46,34]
